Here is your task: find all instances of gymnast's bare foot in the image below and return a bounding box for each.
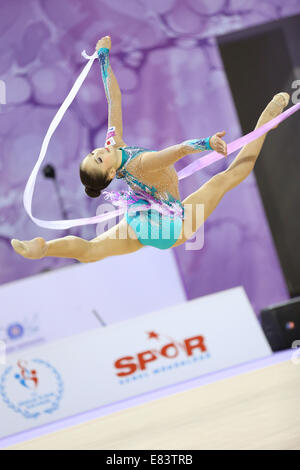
[265,92,290,129]
[11,237,47,259]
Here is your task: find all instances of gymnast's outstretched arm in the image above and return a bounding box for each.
[96,36,126,147]
[140,132,228,172]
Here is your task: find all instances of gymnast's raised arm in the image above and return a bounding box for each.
[96,36,126,147]
[140,132,228,173]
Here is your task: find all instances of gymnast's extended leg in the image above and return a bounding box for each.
[11,217,143,262]
[173,92,290,247]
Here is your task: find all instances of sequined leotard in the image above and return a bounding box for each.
[114,146,184,249]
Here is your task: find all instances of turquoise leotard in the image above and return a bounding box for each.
[116,146,184,250]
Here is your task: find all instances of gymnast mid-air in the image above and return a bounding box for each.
[11,35,290,263]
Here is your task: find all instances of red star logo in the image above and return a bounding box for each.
[147,331,159,339]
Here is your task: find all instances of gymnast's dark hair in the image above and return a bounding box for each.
[79,163,112,198]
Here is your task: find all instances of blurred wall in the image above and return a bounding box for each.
[0,0,299,314]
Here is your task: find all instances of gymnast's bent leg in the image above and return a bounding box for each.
[11,217,143,262]
[172,92,290,247]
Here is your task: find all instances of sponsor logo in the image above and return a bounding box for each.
[0,315,40,342]
[114,331,210,384]
[0,315,44,353]
[7,323,24,340]
[0,359,63,419]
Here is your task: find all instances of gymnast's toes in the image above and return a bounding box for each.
[11,237,47,259]
[272,92,290,109]
[267,92,290,128]
[11,239,27,256]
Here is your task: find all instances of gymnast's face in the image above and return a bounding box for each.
[81,145,118,179]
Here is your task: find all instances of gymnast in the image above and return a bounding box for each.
[11,35,289,263]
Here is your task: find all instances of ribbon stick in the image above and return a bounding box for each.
[23,48,300,230]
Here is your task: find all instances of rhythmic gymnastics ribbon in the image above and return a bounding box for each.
[23,50,300,230]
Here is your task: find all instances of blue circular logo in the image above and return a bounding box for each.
[7,323,24,340]
[0,359,64,419]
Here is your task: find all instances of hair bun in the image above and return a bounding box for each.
[85,186,101,198]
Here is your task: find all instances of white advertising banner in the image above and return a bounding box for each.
[0,287,271,439]
[0,247,185,355]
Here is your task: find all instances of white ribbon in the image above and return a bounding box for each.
[23,49,130,229]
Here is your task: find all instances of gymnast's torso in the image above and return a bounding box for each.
[118,146,181,202]
[112,145,184,250]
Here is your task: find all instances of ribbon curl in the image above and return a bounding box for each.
[23,50,300,230]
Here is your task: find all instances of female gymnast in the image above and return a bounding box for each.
[11,36,289,263]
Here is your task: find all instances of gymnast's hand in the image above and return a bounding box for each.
[95,35,111,52]
[209,131,227,156]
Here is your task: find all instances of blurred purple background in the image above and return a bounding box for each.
[1,0,299,314]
